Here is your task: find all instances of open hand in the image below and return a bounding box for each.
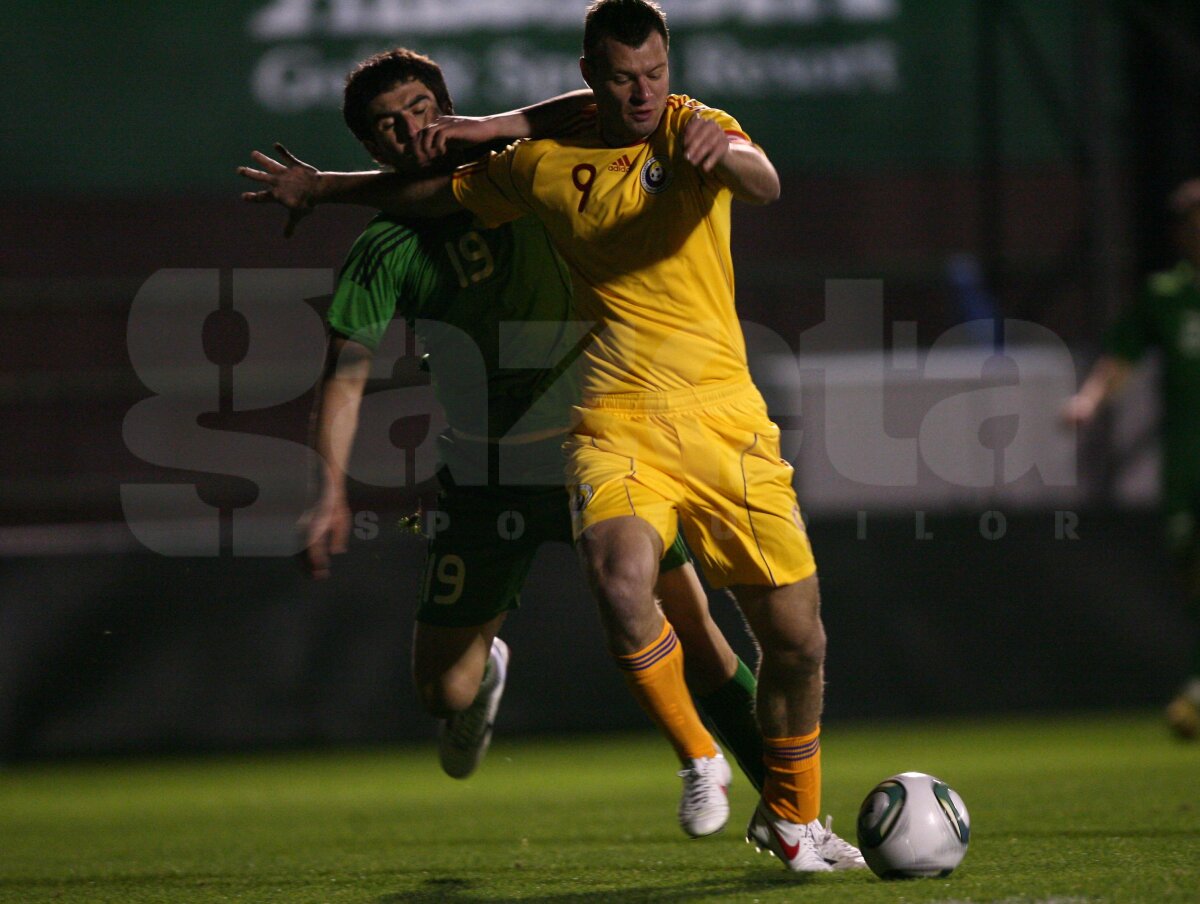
[237,143,320,237]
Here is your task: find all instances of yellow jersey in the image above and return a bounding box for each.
[452,95,757,397]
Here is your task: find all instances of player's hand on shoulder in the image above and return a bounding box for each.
[237,143,319,237]
[682,114,730,174]
[413,116,496,166]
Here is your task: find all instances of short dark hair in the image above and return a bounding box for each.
[583,0,669,62]
[342,47,454,142]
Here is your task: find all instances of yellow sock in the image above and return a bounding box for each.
[615,620,717,762]
[763,727,821,824]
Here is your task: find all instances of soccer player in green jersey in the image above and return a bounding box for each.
[253,48,766,830]
[1064,178,1200,739]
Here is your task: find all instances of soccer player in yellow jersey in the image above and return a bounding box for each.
[238,0,865,872]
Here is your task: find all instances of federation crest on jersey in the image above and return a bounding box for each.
[571,483,595,514]
[639,156,670,194]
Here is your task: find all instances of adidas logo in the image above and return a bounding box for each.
[608,154,634,172]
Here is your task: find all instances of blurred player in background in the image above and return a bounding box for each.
[251,47,767,831]
[240,0,865,872]
[1064,177,1200,739]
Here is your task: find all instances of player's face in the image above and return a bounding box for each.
[363,78,441,169]
[582,32,669,145]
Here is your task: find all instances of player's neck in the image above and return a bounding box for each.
[598,123,655,148]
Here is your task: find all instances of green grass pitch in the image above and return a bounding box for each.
[1,712,1196,903]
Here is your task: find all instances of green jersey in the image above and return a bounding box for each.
[1105,260,1200,506]
[327,211,580,440]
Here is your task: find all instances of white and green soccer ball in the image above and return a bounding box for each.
[856,771,970,879]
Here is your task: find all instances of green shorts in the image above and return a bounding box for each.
[416,480,574,627]
[416,433,693,627]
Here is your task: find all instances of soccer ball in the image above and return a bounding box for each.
[855,771,970,879]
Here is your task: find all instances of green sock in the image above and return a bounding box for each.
[693,657,765,791]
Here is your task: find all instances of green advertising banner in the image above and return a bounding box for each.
[2,0,1085,193]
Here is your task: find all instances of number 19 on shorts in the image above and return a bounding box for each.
[423,554,465,605]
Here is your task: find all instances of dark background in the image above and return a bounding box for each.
[2,0,1198,759]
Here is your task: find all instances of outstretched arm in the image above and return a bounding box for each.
[681,117,780,205]
[413,88,594,165]
[238,144,461,235]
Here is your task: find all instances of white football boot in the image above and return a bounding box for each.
[745,801,832,872]
[810,815,867,870]
[437,637,509,779]
[677,748,732,837]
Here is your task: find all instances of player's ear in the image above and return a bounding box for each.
[579,56,595,90]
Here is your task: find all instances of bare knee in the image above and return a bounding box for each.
[590,557,660,649]
[583,519,661,595]
[415,666,480,719]
[760,622,826,678]
[592,552,657,609]
[411,619,501,720]
[578,518,663,652]
[736,578,826,677]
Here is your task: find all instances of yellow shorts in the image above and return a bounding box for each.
[565,377,816,588]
